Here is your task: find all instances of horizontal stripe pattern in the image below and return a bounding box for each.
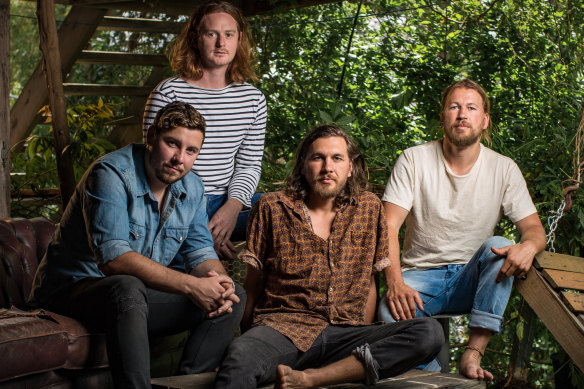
[143,77,267,206]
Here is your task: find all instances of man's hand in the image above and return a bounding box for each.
[492,242,537,282]
[493,213,546,282]
[206,270,240,318]
[385,278,424,320]
[185,272,239,317]
[208,199,243,260]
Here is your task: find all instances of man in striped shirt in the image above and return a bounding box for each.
[144,1,266,260]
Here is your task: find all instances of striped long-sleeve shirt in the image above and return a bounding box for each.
[143,77,267,207]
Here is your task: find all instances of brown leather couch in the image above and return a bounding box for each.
[0,217,112,388]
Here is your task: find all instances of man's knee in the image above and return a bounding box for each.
[482,236,513,251]
[419,318,445,355]
[107,275,148,314]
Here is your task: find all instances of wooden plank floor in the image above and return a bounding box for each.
[151,370,485,388]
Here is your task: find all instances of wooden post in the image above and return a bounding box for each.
[37,0,76,209]
[0,0,10,217]
[508,300,537,383]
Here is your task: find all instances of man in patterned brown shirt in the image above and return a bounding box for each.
[215,125,443,388]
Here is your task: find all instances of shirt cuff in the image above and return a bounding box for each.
[373,257,391,272]
[94,239,133,265]
[238,248,262,270]
[183,246,219,272]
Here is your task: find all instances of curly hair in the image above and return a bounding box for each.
[168,1,257,84]
[285,124,369,207]
[150,102,206,139]
[440,78,492,143]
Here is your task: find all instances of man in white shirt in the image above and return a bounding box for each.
[379,79,546,381]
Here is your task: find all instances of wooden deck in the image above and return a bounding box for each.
[515,251,584,372]
[151,370,485,388]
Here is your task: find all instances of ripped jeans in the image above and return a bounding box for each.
[44,275,246,388]
[214,318,443,389]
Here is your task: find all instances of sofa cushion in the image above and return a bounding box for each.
[0,308,68,382]
[45,312,109,369]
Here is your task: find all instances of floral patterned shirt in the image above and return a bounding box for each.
[239,190,391,351]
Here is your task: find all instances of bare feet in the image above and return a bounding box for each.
[459,349,494,381]
[275,365,315,389]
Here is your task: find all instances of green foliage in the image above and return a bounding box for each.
[11,100,117,219]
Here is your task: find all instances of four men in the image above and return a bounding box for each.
[215,124,443,388]
[28,0,546,383]
[29,102,245,388]
[379,79,546,380]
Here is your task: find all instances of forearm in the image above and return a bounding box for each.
[384,224,404,286]
[519,225,547,255]
[100,251,192,295]
[190,259,229,278]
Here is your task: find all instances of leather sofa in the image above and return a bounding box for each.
[0,217,112,388]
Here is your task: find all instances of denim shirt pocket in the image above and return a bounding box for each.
[128,222,147,254]
[162,227,189,264]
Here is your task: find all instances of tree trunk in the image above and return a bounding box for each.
[0,0,10,217]
[37,0,76,210]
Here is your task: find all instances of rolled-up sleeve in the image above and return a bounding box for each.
[82,163,133,266]
[180,187,219,272]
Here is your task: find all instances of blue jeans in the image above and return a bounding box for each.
[379,236,514,333]
[215,319,443,389]
[206,193,263,242]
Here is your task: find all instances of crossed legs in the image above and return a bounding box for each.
[215,318,443,389]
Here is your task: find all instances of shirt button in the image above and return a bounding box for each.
[179,236,183,241]
[329,286,333,292]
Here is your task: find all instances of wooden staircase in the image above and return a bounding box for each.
[10,0,341,149]
[10,5,184,148]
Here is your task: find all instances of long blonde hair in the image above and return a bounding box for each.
[169,1,257,83]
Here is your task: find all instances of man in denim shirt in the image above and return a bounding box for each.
[30,102,245,388]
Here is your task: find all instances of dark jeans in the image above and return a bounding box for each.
[214,318,443,389]
[45,275,246,389]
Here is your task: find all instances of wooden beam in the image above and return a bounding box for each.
[516,267,584,372]
[77,51,168,66]
[10,6,107,148]
[63,83,154,96]
[97,16,183,33]
[37,0,76,208]
[0,0,10,217]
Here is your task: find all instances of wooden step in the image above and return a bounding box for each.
[97,16,183,34]
[151,370,485,389]
[63,83,153,96]
[76,50,168,66]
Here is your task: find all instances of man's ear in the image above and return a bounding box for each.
[145,125,156,147]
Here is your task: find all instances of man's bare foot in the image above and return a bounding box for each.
[459,349,494,381]
[275,365,315,389]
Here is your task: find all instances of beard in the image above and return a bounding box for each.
[444,123,483,147]
[310,175,349,199]
[149,153,186,185]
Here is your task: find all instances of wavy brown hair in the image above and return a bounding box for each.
[149,102,206,140]
[169,1,257,84]
[285,124,369,207]
[440,78,492,144]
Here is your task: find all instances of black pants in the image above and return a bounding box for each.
[215,318,443,389]
[45,275,246,389]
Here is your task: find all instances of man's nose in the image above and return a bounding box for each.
[323,158,334,172]
[216,34,224,47]
[172,150,185,164]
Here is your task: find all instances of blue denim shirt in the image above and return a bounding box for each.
[30,144,218,304]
